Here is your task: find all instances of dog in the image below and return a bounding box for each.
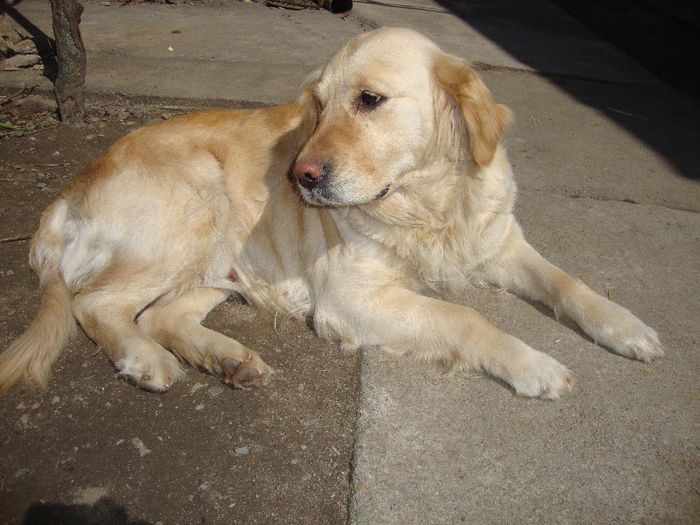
[0,28,663,399]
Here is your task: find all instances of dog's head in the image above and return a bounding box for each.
[292,27,511,207]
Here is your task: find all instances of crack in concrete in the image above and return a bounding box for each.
[471,61,656,89]
[521,188,698,214]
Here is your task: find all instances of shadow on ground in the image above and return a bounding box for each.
[0,0,57,80]
[435,0,700,180]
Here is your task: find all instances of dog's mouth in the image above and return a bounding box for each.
[373,184,391,200]
[297,182,392,207]
[299,189,338,207]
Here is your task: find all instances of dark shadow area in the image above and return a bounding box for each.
[551,0,700,98]
[22,498,150,525]
[1,0,57,81]
[434,0,700,180]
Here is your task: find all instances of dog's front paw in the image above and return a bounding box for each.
[587,302,665,363]
[610,323,664,363]
[507,345,574,400]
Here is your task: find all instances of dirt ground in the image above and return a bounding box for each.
[0,90,361,525]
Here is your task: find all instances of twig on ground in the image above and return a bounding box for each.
[0,122,29,132]
[0,86,36,107]
[26,125,58,136]
[1,235,32,244]
[31,162,71,167]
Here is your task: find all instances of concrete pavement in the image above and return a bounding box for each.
[1,1,698,523]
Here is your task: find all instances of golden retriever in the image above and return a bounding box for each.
[0,28,663,398]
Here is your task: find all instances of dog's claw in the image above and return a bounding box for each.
[220,355,272,389]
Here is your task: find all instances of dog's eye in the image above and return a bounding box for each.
[359,91,384,109]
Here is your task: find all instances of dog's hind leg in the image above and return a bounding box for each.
[72,275,184,392]
[139,288,272,388]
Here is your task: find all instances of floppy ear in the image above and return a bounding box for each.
[297,68,322,139]
[434,53,512,167]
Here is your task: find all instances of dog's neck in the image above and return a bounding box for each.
[341,147,518,287]
[351,147,514,227]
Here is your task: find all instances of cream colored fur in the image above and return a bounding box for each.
[0,28,663,398]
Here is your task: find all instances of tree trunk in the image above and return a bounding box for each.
[50,0,86,123]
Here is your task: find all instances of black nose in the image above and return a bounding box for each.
[293,159,330,189]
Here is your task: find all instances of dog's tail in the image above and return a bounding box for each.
[0,200,75,390]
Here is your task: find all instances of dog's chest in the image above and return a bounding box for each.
[352,211,512,294]
[409,227,484,292]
